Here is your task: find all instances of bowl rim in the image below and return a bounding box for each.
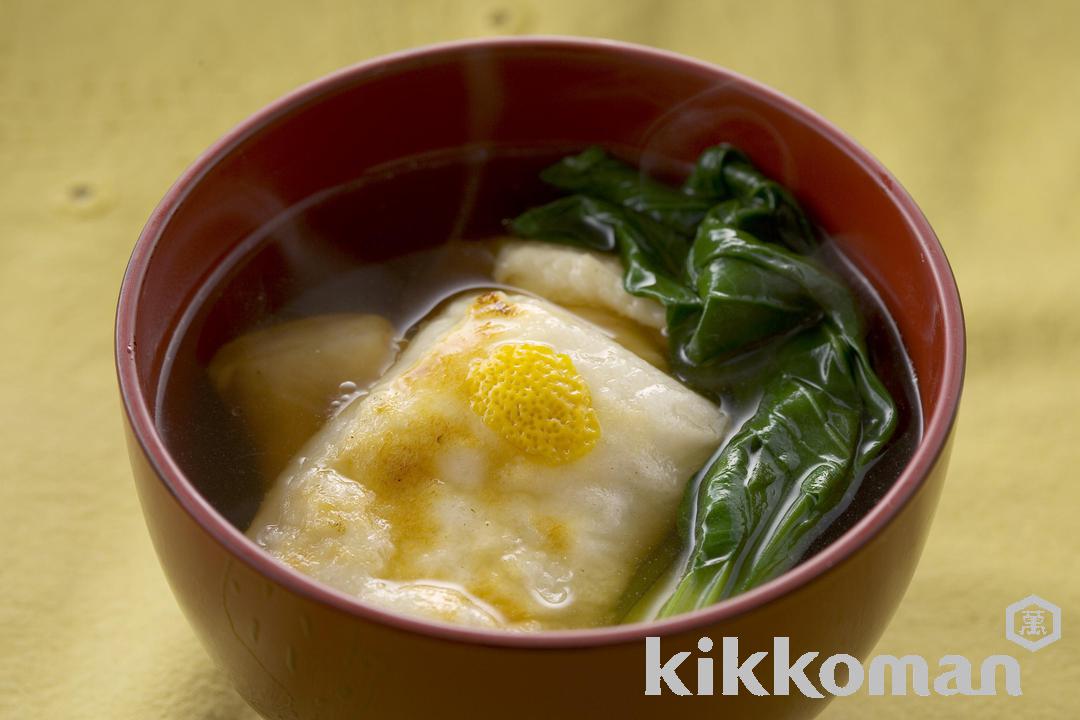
[116,35,966,649]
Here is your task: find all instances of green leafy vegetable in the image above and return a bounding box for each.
[510,145,898,615]
[538,145,712,236]
[683,145,818,254]
[538,143,817,253]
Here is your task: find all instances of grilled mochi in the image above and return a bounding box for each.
[492,239,670,369]
[248,290,726,629]
[492,239,667,331]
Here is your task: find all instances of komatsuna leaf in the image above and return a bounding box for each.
[684,145,818,254]
[539,145,818,253]
[658,324,863,615]
[538,145,713,237]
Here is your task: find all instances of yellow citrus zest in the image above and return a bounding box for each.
[466,343,600,464]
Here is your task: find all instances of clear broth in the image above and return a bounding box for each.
[158,144,923,609]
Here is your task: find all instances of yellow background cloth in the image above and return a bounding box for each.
[1,1,1077,717]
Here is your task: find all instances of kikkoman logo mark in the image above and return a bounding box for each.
[1006,594,1061,652]
[644,596,1061,698]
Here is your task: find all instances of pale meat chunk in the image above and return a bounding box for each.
[209,314,398,481]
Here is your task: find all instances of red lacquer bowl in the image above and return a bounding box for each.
[116,38,964,719]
